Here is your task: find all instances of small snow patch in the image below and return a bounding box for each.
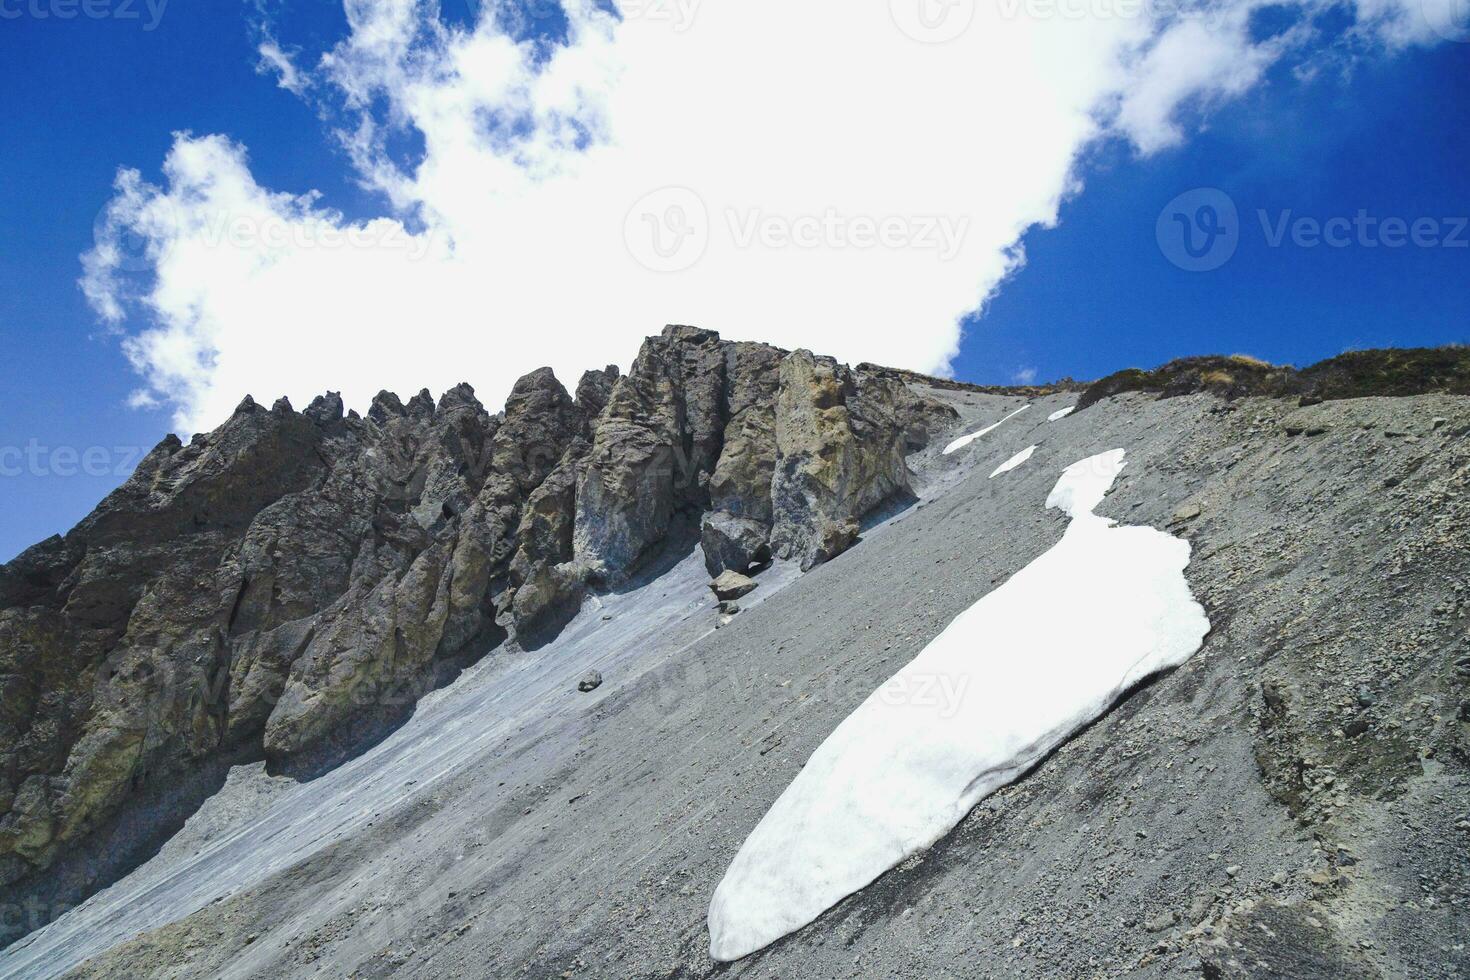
[942,405,1031,456]
[707,449,1209,962]
[1048,406,1076,422]
[989,445,1037,479]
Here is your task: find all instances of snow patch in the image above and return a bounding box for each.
[990,445,1037,479]
[707,449,1209,962]
[1048,406,1076,422]
[942,405,1031,456]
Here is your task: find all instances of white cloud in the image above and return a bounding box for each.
[1113,8,1282,153]
[256,39,309,96]
[82,0,1457,432]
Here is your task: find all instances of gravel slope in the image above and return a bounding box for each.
[5,387,1467,980]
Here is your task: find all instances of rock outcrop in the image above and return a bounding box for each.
[573,329,700,579]
[0,327,956,941]
[769,352,917,570]
[1077,346,1470,411]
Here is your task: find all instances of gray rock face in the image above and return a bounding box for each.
[0,327,941,944]
[708,342,785,522]
[696,342,785,575]
[572,335,686,579]
[574,366,620,426]
[441,368,585,656]
[700,513,772,577]
[770,352,916,570]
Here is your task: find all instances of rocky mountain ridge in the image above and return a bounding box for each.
[4,338,1468,972]
[0,326,967,940]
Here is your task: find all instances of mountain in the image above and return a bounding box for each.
[1,333,1467,979]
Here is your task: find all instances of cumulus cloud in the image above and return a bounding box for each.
[83,0,1457,432]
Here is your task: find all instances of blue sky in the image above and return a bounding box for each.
[1,1,1467,562]
[964,41,1470,385]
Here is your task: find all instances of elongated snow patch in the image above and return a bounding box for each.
[990,445,1037,478]
[1048,405,1076,422]
[942,404,1031,455]
[707,449,1210,962]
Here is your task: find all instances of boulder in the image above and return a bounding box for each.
[700,512,772,577]
[711,571,758,602]
[578,671,604,693]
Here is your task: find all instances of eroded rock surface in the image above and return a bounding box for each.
[0,327,950,942]
[770,352,916,570]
